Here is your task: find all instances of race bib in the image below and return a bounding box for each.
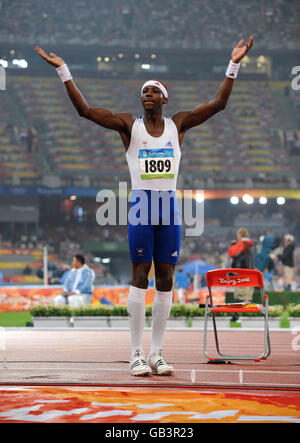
[139,148,175,180]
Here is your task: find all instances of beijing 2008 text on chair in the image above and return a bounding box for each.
[203,268,271,362]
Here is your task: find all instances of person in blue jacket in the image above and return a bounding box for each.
[175,268,190,304]
[256,236,280,273]
[53,255,95,308]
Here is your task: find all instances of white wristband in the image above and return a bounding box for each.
[226,60,240,79]
[56,64,73,83]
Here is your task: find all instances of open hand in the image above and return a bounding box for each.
[231,35,254,63]
[35,46,65,68]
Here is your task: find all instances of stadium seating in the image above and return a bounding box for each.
[5,76,295,188]
[0,96,40,184]
[280,131,300,157]
[0,248,49,285]
[0,238,117,286]
[0,0,298,49]
[291,91,300,134]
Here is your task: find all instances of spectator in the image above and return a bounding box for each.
[29,126,39,153]
[175,268,190,304]
[23,264,32,276]
[291,138,300,156]
[17,127,28,146]
[228,228,255,271]
[256,235,280,273]
[278,234,295,291]
[53,254,95,308]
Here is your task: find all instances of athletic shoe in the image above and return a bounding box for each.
[130,350,152,376]
[148,350,174,376]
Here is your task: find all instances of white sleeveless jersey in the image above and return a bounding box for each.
[126,117,181,191]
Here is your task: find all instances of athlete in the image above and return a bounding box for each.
[36,35,253,376]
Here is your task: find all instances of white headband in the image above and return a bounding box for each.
[141,80,168,98]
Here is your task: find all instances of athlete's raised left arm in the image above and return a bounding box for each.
[172,36,253,136]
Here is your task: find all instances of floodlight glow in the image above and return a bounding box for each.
[277,196,286,205]
[94,257,101,263]
[12,59,28,68]
[230,196,239,205]
[0,59,8,68]
[259,196,268,205]
[242,194,254,205]
[195,192,204,203]
[18,59,28,69]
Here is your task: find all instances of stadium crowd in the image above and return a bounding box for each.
[0,0,299,49]
[3,75,294,190]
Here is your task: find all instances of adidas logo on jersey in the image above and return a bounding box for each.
[165,141,173,147]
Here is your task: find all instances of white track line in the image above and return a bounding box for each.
[2,368,299,387]
[3,367,300,376]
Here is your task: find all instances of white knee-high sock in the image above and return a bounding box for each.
[127,286,147,357]
[150,290,173,355]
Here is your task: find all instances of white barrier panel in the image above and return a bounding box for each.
[0,66,6,90]
[0,327,7,368]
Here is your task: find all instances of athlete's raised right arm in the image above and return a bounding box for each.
[35,46,133,135]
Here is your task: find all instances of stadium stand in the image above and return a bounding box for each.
[291,91,300,120]
[280,131,300,157]
[0,89,41,185]
[3,76,297,189]
[0,228,118,286]
[0,247,50,285]
[0,0,299,49]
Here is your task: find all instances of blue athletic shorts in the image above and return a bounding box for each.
[128,190,181,265]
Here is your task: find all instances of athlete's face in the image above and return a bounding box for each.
[141,85,168,111]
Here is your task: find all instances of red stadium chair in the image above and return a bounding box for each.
[203,268,271,362]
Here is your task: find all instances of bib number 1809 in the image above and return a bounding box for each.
[144,159,172,174]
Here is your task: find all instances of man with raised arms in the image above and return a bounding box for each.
[36,35,253,376]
